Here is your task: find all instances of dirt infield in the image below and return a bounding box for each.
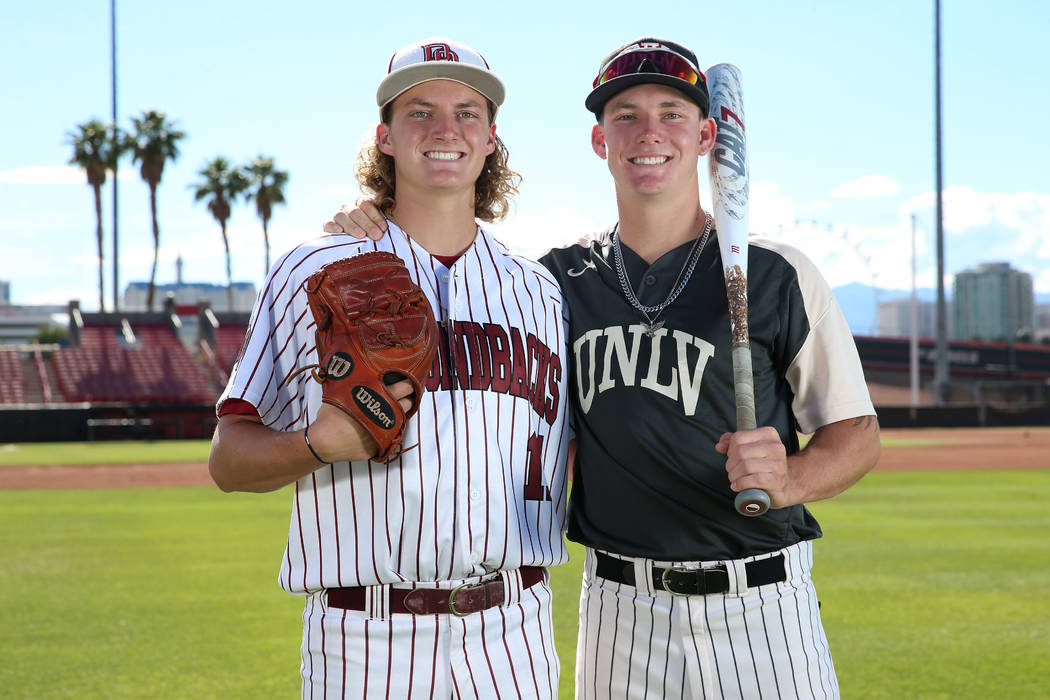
[0,427,1047,489]
[0,462,213,489]
[874,427,1050,471]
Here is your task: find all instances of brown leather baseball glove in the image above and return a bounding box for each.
[300,251,439,461]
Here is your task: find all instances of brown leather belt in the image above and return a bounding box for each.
[326,566,545,616]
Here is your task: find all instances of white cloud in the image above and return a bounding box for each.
[268,222,332,253]
[488,206,601,260]
[830,174,901,199]
[749,181,797,234]
[478,183,1050,296]
[898,186,1050,291]
[0,165,135,185]
[71,253,102,266]
[27,287,93,307]
[324,184,365,199]
[774,220,878,289]
[899,186,1049,235]
[0,166,84,185]
[1035,268,1050,293]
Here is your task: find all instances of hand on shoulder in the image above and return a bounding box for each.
[323,199,389,240]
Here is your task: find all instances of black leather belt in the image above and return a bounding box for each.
[595,551,786,595]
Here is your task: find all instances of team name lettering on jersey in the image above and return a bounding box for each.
[573,324,714,415]
[425,321,562,426]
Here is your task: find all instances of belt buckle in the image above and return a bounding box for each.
[448,581,479,616]
[660,565,696,596]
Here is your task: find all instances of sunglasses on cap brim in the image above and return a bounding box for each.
[592,48,706,89]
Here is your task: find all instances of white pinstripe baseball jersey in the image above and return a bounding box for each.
[218,223,571,594]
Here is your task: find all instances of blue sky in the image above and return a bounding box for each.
[2,0,1048,313]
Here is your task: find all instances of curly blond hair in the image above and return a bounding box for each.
[355,103,520,223]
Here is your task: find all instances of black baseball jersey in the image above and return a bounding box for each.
[539,227,873,561]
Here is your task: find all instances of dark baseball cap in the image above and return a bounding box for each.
[585,37,709,118]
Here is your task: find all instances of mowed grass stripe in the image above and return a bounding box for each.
[0,487,302,699]
[0,440,213,466]
[811,470,1050,698]
[2,470,1048,698]
[0,432,966,468]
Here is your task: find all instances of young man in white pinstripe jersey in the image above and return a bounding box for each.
[210,37,571,698]
[330,37,882,700]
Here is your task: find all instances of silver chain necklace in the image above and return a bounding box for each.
[611,212,712,337]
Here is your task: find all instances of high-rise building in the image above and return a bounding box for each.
[952,262,1034,342]
[0,280,10,305]
[876,297,948,338]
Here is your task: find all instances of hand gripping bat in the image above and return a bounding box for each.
[707,63,771,517]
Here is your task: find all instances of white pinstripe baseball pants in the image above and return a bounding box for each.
[575,541,838,699]
[300,570,559,699]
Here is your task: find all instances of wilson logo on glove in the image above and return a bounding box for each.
[326,353,354,380]
[353,386,396,429]
[292,251,439,462]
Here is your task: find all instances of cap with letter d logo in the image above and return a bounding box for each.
[376,36,505,113]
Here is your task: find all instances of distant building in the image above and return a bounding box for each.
[876,297,948,338]
[952,262,1034,342]
[0,304,67,344]
[1035,303,1050,343]
[0,280,10,305]
[123,281,258,313]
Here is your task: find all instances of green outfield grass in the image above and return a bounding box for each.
[810,470,1050,698]
[0,440,212,466]
[2,468,1048,697]
[0,434,955,467]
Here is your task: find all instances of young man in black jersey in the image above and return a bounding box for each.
[542,37,880,699]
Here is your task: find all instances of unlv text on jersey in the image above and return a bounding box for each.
[573,324,715,416]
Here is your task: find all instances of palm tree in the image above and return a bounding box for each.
[192,157,250,311]
[126,110,185,311]
[68,119,123,311]
[244,156,289,278]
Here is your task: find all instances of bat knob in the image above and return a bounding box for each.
[735,488,770,517]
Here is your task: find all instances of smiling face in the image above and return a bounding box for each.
[592,83,715,200]
[377,79,497,198]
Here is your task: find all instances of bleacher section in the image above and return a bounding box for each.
[0,304,256,440]
[79,324,127,348]
[52,346,213,404]
[51,321,215,405]
[214,324,248,375]
[0,347,28,404]
[134,323,185,350]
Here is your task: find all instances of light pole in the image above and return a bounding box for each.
[933,0,950,404]
[910,214,920,410]
[110,0,120,313]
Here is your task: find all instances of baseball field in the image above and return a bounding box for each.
[1,427,1048,699]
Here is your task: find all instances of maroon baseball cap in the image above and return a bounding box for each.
[586,37,709,118]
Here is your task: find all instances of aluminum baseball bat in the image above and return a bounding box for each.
[707,63,770,517]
